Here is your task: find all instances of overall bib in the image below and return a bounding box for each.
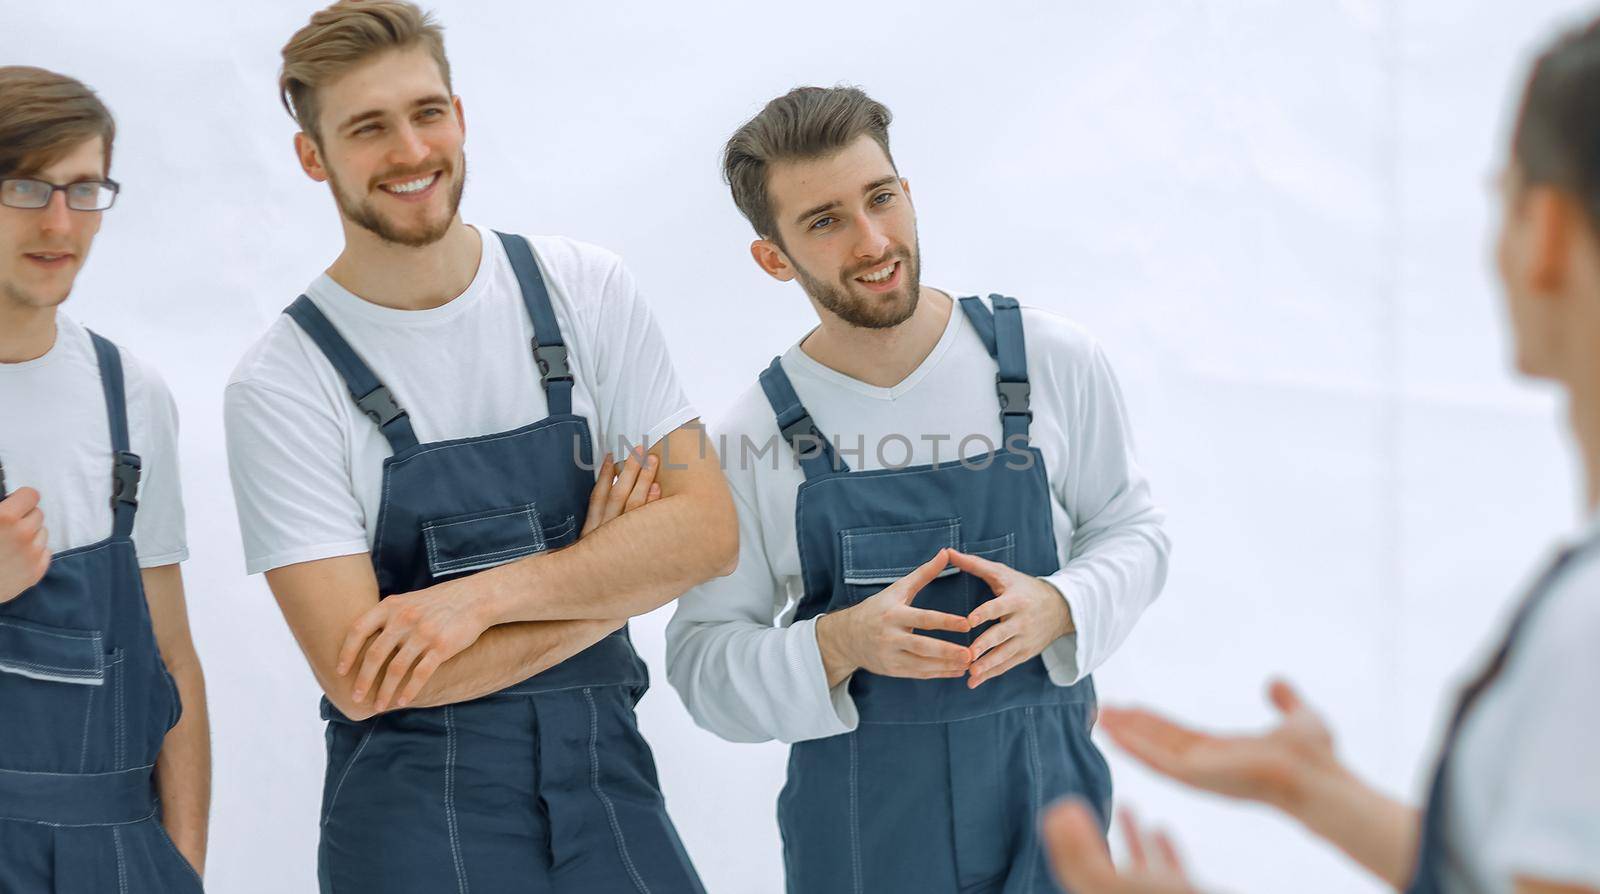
[1404,533,1600,893]
[0,333,200,893]
[287,232,702,894]
[764,296,1113,894]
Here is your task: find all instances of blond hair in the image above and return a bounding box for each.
[279,0,451,141]
[0,66,115,177]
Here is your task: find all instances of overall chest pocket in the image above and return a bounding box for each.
[839,518,965,626]
[0,616,106,771]
[421,502,578,578]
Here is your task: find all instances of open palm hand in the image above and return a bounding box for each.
[1098,680,1337,811]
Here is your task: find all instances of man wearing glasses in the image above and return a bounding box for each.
[0,66,210,892]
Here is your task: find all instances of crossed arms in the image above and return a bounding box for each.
[265,421,736,721]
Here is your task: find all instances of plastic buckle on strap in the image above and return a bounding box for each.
[533,343,573,385]
[112,451,142,507]
[996,376,1032,419]
[356,386,406,428]
[780,415,825,459]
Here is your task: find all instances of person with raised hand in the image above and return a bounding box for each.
[1044,17,1600,894]
[0,486,50,601]
[0,66,210,892]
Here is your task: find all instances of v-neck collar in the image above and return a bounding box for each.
[782,293,966,401]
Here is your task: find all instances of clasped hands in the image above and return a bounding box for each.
[817,546,1076,689]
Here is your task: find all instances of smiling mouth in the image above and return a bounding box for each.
[854,260,900,286]
[377,171,441,196]
[23,252,74,266]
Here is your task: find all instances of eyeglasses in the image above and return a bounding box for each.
[0,178,120,212]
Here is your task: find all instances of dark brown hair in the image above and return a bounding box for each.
[1513,16,1600,224]
[723,86,895,240]
[0,66,115,178]
[280,0,451,142]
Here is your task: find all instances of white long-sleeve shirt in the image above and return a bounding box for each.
[666,295,1169,744]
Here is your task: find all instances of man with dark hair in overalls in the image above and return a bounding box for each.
[666,85,1171,893]
[0,66,211,891]
[223,2,736,892]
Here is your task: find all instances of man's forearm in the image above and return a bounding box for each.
[396,616,624,711]
[1288,763,1419,887]
[814,611,858,689]
[464,426,736,625]
[154,654,210,876]
[477,487,735,624]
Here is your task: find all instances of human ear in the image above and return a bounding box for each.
[750,238,797,283]
[1525,187,1577,295]
[295,132,329,183]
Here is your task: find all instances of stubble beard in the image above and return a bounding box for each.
[793,237,923,331]
[330,155,468,249]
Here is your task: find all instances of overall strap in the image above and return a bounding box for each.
[758,357,848,480]
[958,294,1032,443]
[88,331,141,539]
[1405,536,1597,892]
[495,231,574,417]
[284,296,420,454]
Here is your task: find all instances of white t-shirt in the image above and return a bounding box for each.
[665,295,1170,744]
[1443,516,1600,893]
[224,226,696,575]
[0,313,187,567]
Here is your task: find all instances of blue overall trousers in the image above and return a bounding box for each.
[762,296,1113,894]
[286,232,703,894]
[1403,534,1599,893]
[0,333,201,893]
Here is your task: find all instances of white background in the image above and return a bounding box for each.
[10,1,1596,891]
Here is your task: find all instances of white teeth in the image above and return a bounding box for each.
[859,263,896,283]
[384,174,436,194]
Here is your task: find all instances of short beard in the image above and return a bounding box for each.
[792,236,922,330]
[329,154,467,248]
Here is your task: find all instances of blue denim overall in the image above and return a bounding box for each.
[286,232,703,894]
[0,333,200,893]
[762,296,1113,894]
[1403,534,1599,893]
